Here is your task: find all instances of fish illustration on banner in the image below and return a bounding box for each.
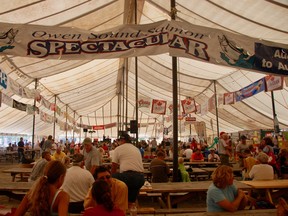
[235,78,265,102]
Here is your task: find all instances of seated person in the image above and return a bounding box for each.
[178,157,190,182]
[207,165,247,212]
[150,151,170,183]
[84,166,128,213]
[83,180,125,216]
[182,145,193,159]
[29,151,51,182]
[208,148,220,162]
[61,154,94,214]
[277,148,288,178]
[242,149,257,180]
[53,146,66,161]
[14,161,69,216]
[190,148,204,162]
[249,152,274,180]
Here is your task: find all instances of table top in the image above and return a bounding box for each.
[0,181,33,191]
[145,181,251,193]
[201,167,242,172]
[241,179,288,189]
[2,167,33,174]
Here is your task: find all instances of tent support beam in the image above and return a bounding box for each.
[53,95,56,139]
[171,0,178,182]
[135,0,139,145]
[214,80,219,137]
[31,78,38,149]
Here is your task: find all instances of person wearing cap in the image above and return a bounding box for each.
[61,153,94,214]
[82,137,102,174]
[236,135,250,167]
[111,133,145,207]
[208,148,220,162]
[218,132,232,166]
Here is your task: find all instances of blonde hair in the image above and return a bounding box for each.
[211,165,233,189]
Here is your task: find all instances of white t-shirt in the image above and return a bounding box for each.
[183,149,193,159]
[249,164,274,180]
[61,166,94,202]
[112,143,144,173]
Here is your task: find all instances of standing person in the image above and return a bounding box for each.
[83,180,125,216]
[29,151,52,182]
[17,137,25,163]
[111,133,145,207]
[150,151,170,183]
[61,154,94,214]
[84,166,128,213]
[42,135,53,153]
[83,137,102,174]
[14,160,69,216]
[207,165,248,212]
[236,135,249,168]
[218,132,232,166]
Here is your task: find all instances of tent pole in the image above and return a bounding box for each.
[53,95,56,139]
[214,80,219,137]
[171,0,179,182]
[117,92,120,137]
[79,116,82,141]
[271,91,280,134]
[73,111,75,142]
[31,78,37,149]
[135,0,139,145]
[102,107,105,139]
[122,66,125,131]
[125,59,129,132]
[65,105,68,141]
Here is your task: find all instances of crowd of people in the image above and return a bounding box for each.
[9,132,288,215]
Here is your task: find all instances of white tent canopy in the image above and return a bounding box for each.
[0,0,287,142]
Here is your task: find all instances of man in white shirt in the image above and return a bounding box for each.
[182,145,193,159]
[61,154,94,214]
[111,133,145,206]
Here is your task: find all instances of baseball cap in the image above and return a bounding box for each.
[220,131,226,136]
[82,137,92,145]
[119,133,131,142]
[72,154,84,163]
[210,148,216,151]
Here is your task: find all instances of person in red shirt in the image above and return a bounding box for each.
[191,148,204,162]
[190,138,198,150]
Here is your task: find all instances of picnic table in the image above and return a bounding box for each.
[201,167,243,179]
[2,167,32,182]
[143,181,251,208]
[241,179,288,203]
[0,180,33,200]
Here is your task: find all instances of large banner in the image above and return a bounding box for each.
[0,20,287,75]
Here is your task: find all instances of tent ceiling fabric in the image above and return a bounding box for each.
[0,0,287,140]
